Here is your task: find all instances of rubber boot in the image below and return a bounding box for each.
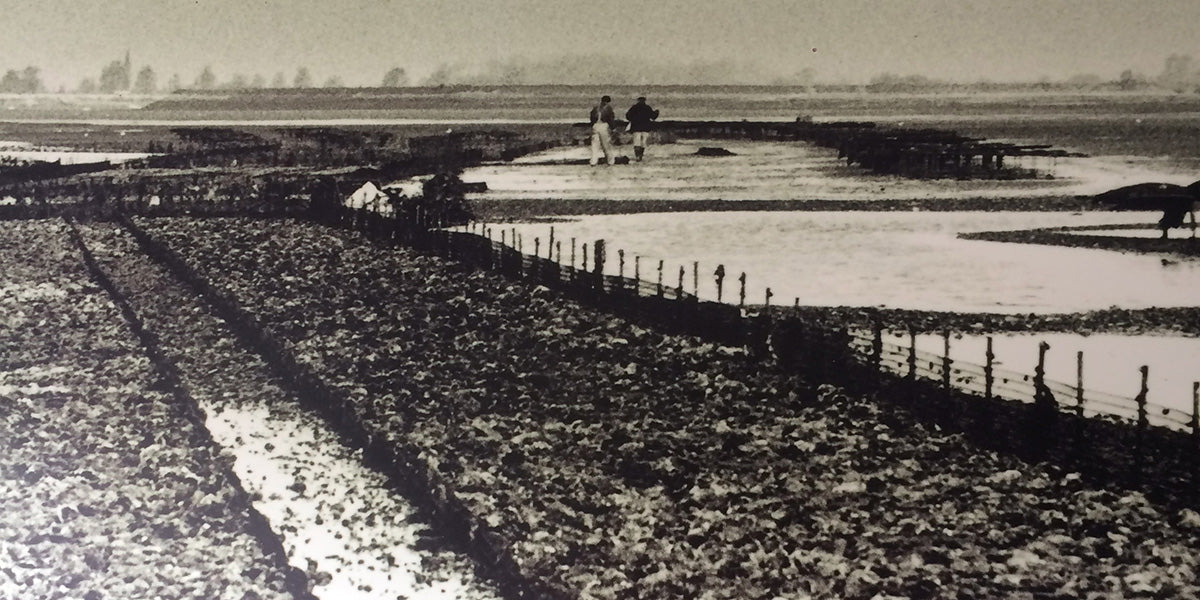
[634,146,644,161]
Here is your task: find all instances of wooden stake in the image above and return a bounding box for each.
[942,329,952,388]
[1137,365,1149,429]
[1191,381,1199,440]
[907,328,917,381]
[1076,351,1085,416]
[984,336,994,400]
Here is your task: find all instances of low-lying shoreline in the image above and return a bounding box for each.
[961,227,1200,257]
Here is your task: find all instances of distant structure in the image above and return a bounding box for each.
[656,119,1080,180]
[99,51,133,93]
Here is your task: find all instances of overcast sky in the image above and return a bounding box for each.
[4,0,1199,88]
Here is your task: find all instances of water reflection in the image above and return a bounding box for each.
[498,211,1200,313]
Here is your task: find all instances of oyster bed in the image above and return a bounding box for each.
[135,216,1200,599]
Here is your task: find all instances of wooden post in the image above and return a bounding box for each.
[765,287,773,307]
[871,318,883,370]
[582,244,589,275]
[553,241,562,282]
[618,249,626,292]
[533,237,541,279]
[1035,342,1049,387]
[677,266,685,299]
[714,264,725,303]
[942,329,952,389]
[570,238,577,281]
[693,261,699,298]
[984,336,994,400]
[593,240,605,273]
[548,226,555,260]
[1136,365,1149,429]
[1193,382,1200,499]
[656,260,664,297]
[593,240,606,292]
[634,256,641,296]
[738,272,746,308]
[1192,382,1199,442]
[907,328,917,381]
[1075,351,1085,416]
[1134,365,1150,482]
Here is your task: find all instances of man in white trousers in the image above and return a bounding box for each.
[588,95,616,166]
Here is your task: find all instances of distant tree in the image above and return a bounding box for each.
[1117,69,1147,91]
[866,72,943,93]
[166,73,182,92]
[271,72,286,88]
[323,75,344,88]
[1065,73,1102,88]
[423,64,458,86]
[133,66,157,94]
[382,67,408,87]
[1158,54,1197,93]
[99,57,131,93]
[20,66,43,93]
[194,66,217,90]
[226,73,249,89]
[0,70,21,93]
[249,73,267,88]
[293,67,312,88]
[77,77,97,93]
[0,67,42,93]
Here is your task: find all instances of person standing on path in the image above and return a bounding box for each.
[625,96,660,162]
[589,95,617,166]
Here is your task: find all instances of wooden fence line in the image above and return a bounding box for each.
[459,218,1200,439]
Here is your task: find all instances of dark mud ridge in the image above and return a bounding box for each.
[960,225,1200,257]
[786,305,1200,337]
[472,195,1093,220]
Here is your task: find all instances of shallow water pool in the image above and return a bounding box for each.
[490,211,1200,313]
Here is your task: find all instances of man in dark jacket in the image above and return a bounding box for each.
[625,96,660,161]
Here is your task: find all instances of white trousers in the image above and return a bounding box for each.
[631,131,650,147]
[590,122,614,165]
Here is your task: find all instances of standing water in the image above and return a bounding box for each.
[490,211,1200,313]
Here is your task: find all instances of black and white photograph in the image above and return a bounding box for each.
[3,1,1200,598]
